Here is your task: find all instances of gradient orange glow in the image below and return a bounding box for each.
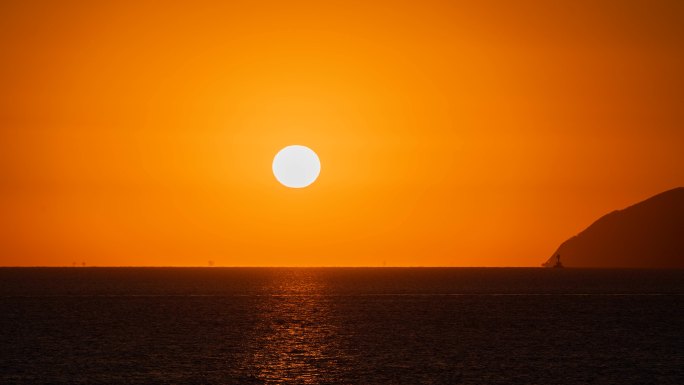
[2,1,683,266]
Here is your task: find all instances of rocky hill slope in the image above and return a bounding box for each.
[544,187,684,267]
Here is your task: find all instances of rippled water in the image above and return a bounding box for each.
[1,268,683,384]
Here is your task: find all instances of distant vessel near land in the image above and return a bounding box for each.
[553,254,564,268]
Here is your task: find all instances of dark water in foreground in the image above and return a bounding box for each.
[1,268,683,384]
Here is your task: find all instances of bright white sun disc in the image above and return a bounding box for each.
[272,145,320,188]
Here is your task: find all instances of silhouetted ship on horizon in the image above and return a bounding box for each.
[552,254,564,268]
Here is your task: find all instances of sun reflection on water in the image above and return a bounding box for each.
[245,269,347,384]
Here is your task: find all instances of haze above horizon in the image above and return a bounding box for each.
[2,1,683,267]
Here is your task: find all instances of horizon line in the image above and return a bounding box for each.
[0,265,542,268]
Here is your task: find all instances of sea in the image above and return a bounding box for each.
[1,268,682,384]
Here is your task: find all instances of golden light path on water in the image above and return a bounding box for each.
[243,270,349,383]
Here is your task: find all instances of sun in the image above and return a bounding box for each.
[272,145,321,188]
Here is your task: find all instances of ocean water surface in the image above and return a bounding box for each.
[1,267,683,384]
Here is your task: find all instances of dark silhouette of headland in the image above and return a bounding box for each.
[543,187,684,268]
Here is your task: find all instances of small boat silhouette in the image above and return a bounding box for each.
[553,254,564,268]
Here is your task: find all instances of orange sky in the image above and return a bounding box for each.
[1,0,683,266]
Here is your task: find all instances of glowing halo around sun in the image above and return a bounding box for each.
[272,145,321,188]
